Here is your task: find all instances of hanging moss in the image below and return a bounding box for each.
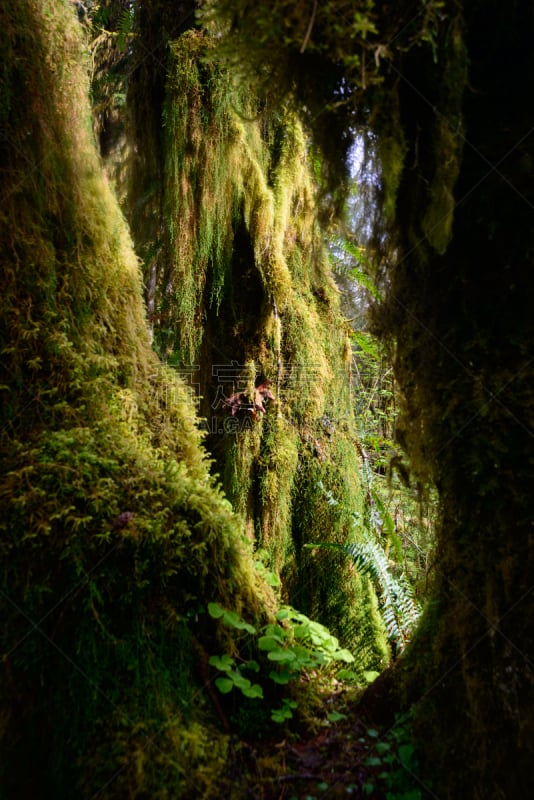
[257,417,300,571]
[128,25,389,665]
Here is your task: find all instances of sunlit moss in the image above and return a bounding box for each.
[127,23,389,664]
[0,3,275,796]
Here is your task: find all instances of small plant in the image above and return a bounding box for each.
[207,601,257,634]
[258,606,354,689]
[359,716,428,800]
[208,654,264,699]
[207,601,355,722]
[271,698,298,723]
[343,538,421,651]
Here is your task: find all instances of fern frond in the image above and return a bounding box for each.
[307,536,420,652]
[344,537,420,650]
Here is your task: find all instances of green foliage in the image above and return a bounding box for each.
[207,602,357,722]
[271,698,298,723]
[360,715,427,800]
[342,538,420,651]
[350,324,437,596]
[208,654,264,699]
[208,601,257,634]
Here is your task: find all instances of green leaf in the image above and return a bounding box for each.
[398,744,415,765]
[271,699,297,723]
[214,676,233,694]
[363,670,380,683]
[207,602,225,619]
[208,603,256,633]
[375,741,391,753]
[242,684,264,699]
[269,669,293,684]
[292,645,314,661]
[271,710,290,723]
[267,649,296,662]
[208,654,234,672]
[332,648,355,663]
[337,668,360,682]
[264,623,287,638]
[352,330,380,357]
[349,267,381,301]
[327,711,347,722]
[231,672,251,691]
[223,609,256,634]
[258,635,284,651]
[222,609,240,626]
[265,571,281,587]
[238,621,257,634]
[364,756,382,767]
[370,489,403,562]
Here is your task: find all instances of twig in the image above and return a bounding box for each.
[300,0,318,54]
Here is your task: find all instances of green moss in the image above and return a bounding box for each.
[125,25,389,664]
[257,417,300,571]
[0,3,275,796]
[136,1,534,796]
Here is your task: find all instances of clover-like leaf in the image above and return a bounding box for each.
[267,649,296,662]
[207,602,225,619]
[269,669,293,684]
[231,672,252,691]
[209,654,234,672]
[332,648,355,663]
[215,677,234,694]
[258,635,285,651]
[242,684,264,699]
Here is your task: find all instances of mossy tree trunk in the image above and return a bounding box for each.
[122,1,389,664]
[390,5,534,796]
[0,2,275,796]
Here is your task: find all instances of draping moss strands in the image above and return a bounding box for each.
[133,23,389,660]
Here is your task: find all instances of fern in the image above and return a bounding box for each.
[342,537,420,651]
[116,8,134,53]
[312,478,420,653]
[307,536,420,653]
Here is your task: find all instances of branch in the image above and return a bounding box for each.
[300,0,318,54]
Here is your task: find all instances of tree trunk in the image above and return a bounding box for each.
[388,3,534,796]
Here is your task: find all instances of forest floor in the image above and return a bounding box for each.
[225,673,429,800]
[241,712,392,799]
